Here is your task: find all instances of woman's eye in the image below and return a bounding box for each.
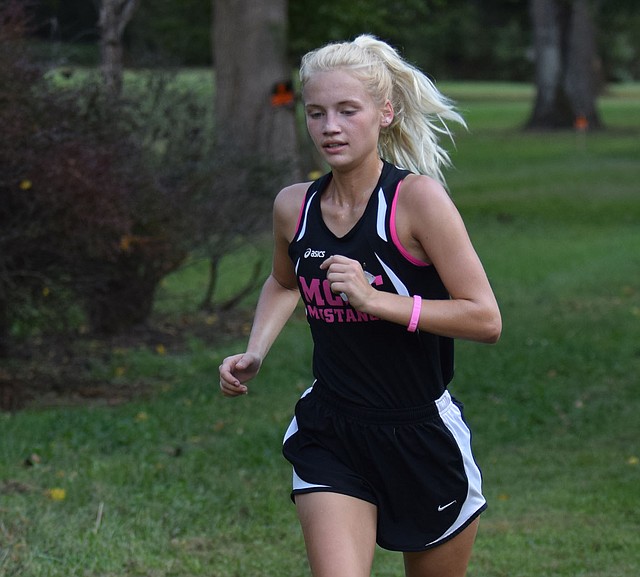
[307,111,323,119]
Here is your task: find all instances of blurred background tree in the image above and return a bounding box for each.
[98,0,140,96]
[527,0,600,129]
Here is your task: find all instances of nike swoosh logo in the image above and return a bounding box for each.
[437,500,457,512]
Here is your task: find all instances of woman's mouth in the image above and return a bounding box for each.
[323,141,346,151]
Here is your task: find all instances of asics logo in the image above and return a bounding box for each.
[304,248,325,258]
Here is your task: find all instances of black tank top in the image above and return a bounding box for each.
[289,160,454,409]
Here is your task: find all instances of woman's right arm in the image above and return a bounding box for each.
[218,183,308,397]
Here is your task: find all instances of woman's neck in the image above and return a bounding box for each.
[320,157,384,238]
[327,157,384,208]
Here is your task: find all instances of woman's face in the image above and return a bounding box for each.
[303,69,392,170]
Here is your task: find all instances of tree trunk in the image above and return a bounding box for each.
[527,0,602,129]
[98,0,140,97]
[199,256,220,312]
[213,0,300,182]
[563,0,601,127]
[0,298,8,358]
[528,0,568,127]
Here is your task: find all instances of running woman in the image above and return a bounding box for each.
[219,34,501,577]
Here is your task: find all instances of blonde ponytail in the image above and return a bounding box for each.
[300,34,465,184]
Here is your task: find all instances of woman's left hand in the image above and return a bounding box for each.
[320,255,375,310]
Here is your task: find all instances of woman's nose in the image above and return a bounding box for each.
[322,112,340,134]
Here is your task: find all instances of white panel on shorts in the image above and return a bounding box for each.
[425,391,486,547]
[292,469,331,492]
[283,384,331,492]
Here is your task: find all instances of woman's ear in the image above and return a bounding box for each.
[381,100,394,127]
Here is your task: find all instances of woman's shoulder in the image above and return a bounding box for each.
[399,173,454,212]
[395,173,463,244]
[391,172,471,266]
[273,181,314,240]
[274,181,312,214]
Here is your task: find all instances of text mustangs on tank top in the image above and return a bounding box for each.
[289,161,454,409]
[298,258,382,324]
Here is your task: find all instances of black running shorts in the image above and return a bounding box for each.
[282,384,487,552]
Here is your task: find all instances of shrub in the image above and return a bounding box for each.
[0,3,185,350]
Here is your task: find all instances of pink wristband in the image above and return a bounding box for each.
[407,295,422,332]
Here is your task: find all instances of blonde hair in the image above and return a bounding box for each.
[300,34,465,184]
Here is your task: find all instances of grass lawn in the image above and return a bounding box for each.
[1,81,639,577]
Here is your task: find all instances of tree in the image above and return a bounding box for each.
[213,0,299,178]
[98,0,140,96]
[127,0,212,66]
[202,0,300,310]
[527,0,601,129]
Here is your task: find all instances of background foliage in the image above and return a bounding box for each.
[0,9,185,346]
[29,0,640,81]
[0,3,279,348]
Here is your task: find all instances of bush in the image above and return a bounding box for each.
[119,70,278,312]
[0,3,186,350]
[1,3,285,356]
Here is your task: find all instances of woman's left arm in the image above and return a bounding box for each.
[325,175,501,343]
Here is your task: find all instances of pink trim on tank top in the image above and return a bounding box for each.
[390,180,430,267]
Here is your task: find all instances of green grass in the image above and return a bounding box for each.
[1,81,639,577]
